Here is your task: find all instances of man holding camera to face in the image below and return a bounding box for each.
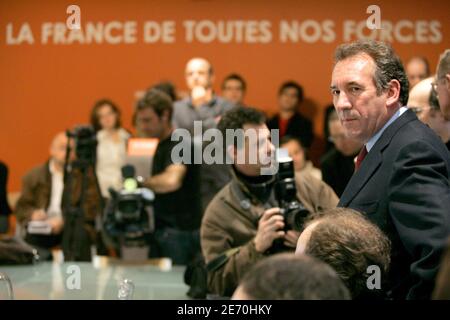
[200,107,338,297]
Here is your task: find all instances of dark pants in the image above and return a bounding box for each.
[151,228,201,265]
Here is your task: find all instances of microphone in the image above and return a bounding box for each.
[121,164,138,191]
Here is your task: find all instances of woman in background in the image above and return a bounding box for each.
[90,99,130,198]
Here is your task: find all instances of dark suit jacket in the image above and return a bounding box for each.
[339,109,450,300]
[267,112,314,148]
[320,148,357,197]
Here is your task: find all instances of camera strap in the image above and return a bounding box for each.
[205,247,240,273]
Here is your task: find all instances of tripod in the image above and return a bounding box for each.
[61,128,104,261]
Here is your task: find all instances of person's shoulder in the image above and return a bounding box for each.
[295,170,323,188]
[320,148,339,166]
[23,163,49,183]
[213,96,234,111]
[266,113,279,125]
[118,128,131,139]
[293,112,312,125]
[203,183,234,221]
[173,98,190,109]
[391,117,448,154]
[0,162,7,175]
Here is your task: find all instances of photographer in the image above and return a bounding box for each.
[134,89,202,265]
[200,107,338,297]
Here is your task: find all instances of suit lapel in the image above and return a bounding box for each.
[339,109,418,206]
[339,149,382,206]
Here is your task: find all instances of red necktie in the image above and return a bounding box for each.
[355,146,368,171]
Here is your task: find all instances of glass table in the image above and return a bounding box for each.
[0,258,190,300]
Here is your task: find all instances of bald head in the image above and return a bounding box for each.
[185,57,214,91]
[406,57,430,89]
[408,77,434,117]
[49,132,69,168]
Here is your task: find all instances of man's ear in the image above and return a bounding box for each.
[445,74,450,90]
[386,79,401,108]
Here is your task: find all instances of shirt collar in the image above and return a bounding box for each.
[48,159,63,176]
[366,106,408,152]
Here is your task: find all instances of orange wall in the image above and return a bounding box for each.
[1,0,449,192]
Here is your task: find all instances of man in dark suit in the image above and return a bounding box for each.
[331,40,450,300]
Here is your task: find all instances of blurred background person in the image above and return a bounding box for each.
[134,89,202,265]
[406,56,430,90]
[296,208,391,299]
[267,81,313,149]
[221,73,247,107]
[323,104,337,152]
[232,253,350,300]
[435,49,450,121]
[151,81,178,102]
[15,133,71,251]
[280,135,321,180]
[173,57,233,133]
[408,77,450,150]
[173,57,234,211]
[90,99,130,198]
[320,109,363,197]
[0,161,12,235]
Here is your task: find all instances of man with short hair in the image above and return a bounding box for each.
[135,89,202,265]
[221,73,247,107]
[267,81,314,149]
[173,57,233,133]
[321,109,363,197]
[173,58,234,211]
[435,49,450,120]
[331,40,450,299]
[296,208,391,299]
[201,107,338,297]
[406,56,430,89]
[232,253,351,300]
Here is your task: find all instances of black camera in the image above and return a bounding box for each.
[103,165,155,248]
[66,125,97,163]
[274,151,310,231]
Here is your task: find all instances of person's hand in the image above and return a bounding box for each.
[47,216,64,234]
[31,209,47,221]
[191,86,207,107]
[254,208,285,253]
[284,230,301,248]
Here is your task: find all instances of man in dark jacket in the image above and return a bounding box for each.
[331,40,450,299]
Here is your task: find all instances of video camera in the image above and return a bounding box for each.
[274,149,310,231]
[103,165,155,250]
